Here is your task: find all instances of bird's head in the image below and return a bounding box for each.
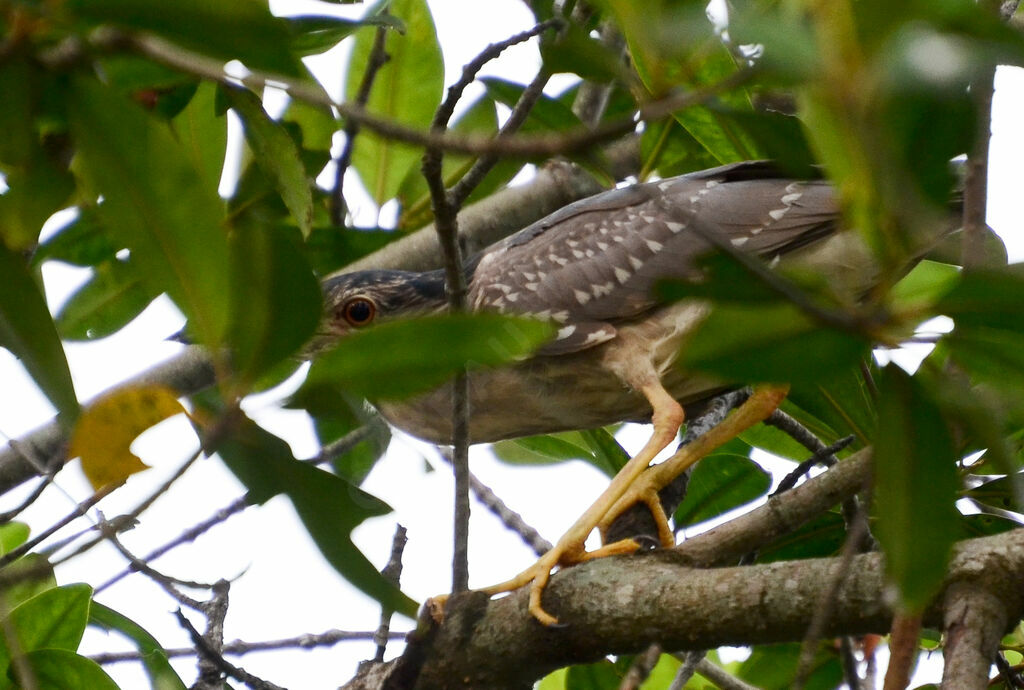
[305,269,448,355]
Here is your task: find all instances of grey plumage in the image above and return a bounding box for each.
[317,160,880,444]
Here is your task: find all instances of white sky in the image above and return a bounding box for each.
[1,2,1023,688]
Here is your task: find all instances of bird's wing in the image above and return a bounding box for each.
[468,162,840,344]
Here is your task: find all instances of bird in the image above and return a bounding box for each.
[316,159,949,625]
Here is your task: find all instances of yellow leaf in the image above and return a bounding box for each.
[69,385,188,490]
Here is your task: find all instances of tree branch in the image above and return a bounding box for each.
[346,528,1024,690]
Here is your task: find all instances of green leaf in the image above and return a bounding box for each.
[287,14,404,56]
[0,58,37,167]
[788,364,878,448]
[938,264,1024,333]
[305,313,554,401]
[640,118,719,180]
[945,328,1024,402]
[481,78,584,134]
[539,23,624,83]
[397,96,522,231]
[872,366,959,612]
[674,453,771,527]
[0,523,29,555]
[680,303,870,384]
[211,412,417,617]
[736,642,843,690]
[0,243,79,424]
[285,381,391,484]
[282,100,338,155]
[304,227,397,276]
[958,513,1021,538]
[0,151,75,250]
[223,86,313,238]
[577,428,630,477]
[69,0,302,77]
[0,583,93,686]
[89,602,187,690]
[172,81,227,191]
[55,259,157,341]
[347,0,443,204]
[757,512,846,563]
[493,432,594,466]
[68,75,230,350]
[227,222,322,387]
[32,209,118,268]
[18,649,119,690]
[0,556,57,614]
[964,472,1024,514]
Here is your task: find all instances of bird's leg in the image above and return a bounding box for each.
[597,385,789,541]
[468,382,684,626]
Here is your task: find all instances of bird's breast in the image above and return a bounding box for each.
[373,301,721,444]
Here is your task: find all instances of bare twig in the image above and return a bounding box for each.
[99,516,214,603]
[177,603,287,690]
[373,524,408,663]
[0,475,51,523]
[96,494,248,594]
[793,496,872,690]
[438,447,552,556]
[961,63,995,270]
[305,422,381,466]
[884,613,922,690]
[0,484,115,569]
[87,28,749,160]
[422,129,471,594]
[670,653,760,690]
[449,68,552,208]
[332,24,390,226]
[618,643,662,690]
[91,629,396,664]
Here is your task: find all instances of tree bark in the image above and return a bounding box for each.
[346,528,1024,690]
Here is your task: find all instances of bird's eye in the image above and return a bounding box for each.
[341,297,376,327]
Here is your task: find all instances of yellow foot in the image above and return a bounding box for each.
[475,536,643,626]
[432,385,786,628]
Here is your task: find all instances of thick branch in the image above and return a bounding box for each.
[353,529,1024,690]
[941,581,1011,689]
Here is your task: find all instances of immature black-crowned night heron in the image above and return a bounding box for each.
[319,160,928,625]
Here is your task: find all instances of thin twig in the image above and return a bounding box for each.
[177,607,287,690]
[449,68,552,207]
[332,24,390,226]
[793,494,872,690]
[195,580,232,689]
[90,629,397,664]
[96,494,249,594]
[960,43,995,270]
[422,132,470,593]
[0,476,51,523]
[618,643,663,690]
[418,22,558,594]
[437,447,551,554]
[0,484,116,569]
[373,524,408,663]
[99,516,214,604]
[670,653,760,690]
[86,28,751,160]
[304,423,380,466]
[50,447,205,570]
[772,435,855,494]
